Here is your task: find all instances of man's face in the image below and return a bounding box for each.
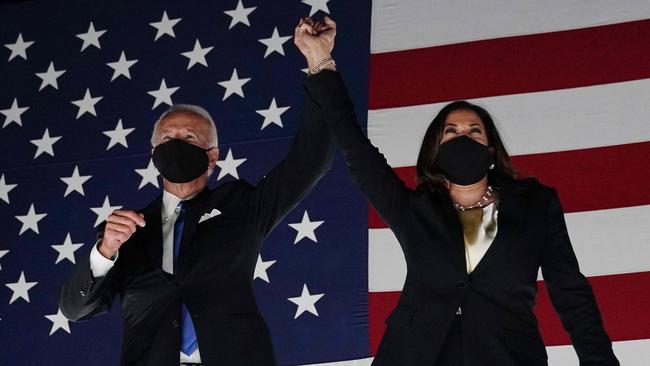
[154,111,219,180]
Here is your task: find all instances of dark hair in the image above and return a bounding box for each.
[416,100,518,193]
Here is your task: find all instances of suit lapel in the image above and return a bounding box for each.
[430,192,467,271]
[469,177,528,278]
[139,194,163,268]
[177,188,211,267]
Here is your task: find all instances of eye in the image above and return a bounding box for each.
[471,128,482,134]
[186,134,196,140]
[161,135,170,141]
[444,127,457,134]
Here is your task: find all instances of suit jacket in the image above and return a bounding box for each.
[58,86,335,366]
[303,71,619,366]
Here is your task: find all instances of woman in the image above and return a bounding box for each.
[295,17,619,366]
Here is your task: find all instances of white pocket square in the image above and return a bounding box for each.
[199,208,221,223]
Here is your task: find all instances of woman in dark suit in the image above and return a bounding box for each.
[295,17,619,366]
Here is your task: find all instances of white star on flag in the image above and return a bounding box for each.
[134,159,160,189]
[103,119,135,150]
[51,233,84,265]
[30,128,61,159]
[44,308,71,335]
[4,33,35,61]
[181,39,213,69]
[258,27,292,58]
[1,98,29,128]
[288,284,325,319]
[150,10,181,40]
[302,0,331,16]
[60,166,92,197]
[253,255,276,283]
[288,210,324,244]
[224,0,256,29]
[106,51,138,81]
[76,22,107,51]
[216,149,247,180]
[35,62,66,91]
[71,88,103,119]
[90,196,122,227]
[5,271,38,304]
[0,250,9,270]
[147,78,180,109]
[217,69,251,100]
[256,98,290,130]
[0,174,18,204]
[15,203,47,235]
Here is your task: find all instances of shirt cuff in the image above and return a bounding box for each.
[89,240,118,278]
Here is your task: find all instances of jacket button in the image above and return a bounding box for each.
[172,320,179,328]
[457,280,469,289]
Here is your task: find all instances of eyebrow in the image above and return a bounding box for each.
[159,127,199,134]
[444,122,482,127]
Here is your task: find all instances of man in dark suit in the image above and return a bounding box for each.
[58,79,335,364]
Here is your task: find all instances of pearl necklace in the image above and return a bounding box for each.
[453,186,495,211]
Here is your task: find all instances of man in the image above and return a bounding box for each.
[58,77,335,364]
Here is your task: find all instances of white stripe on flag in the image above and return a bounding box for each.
[370,0,650,52]
[546,338,649,365]
[369,204,650,291]
[367,78,650,167]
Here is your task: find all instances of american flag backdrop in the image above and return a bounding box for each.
[1,1,649,365]
[0,1,370,365]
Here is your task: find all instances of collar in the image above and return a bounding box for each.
[162,189,200,221]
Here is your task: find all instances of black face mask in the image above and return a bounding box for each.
[435,135,493,186]
[152,139,212,183]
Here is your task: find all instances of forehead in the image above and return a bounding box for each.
[158,111,211,132]
[444,109,483,126]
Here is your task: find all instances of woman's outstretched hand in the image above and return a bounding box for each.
[294,16,337,71]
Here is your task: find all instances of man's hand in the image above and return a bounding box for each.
[294,16,337,70]
[98,210,146,259]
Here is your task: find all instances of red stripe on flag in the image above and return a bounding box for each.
[368,291,401,355]
[368,141,650,228]
[369,19,650,109]
[368,271,650,355]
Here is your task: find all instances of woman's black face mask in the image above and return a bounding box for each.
[152,139,213,183]
[435,135,493,186]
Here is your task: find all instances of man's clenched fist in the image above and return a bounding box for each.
[97,210,146,259]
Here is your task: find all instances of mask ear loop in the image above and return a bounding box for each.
[488,146,495,170]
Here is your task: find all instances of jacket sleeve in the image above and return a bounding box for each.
[58,226,121,322]
[247,80,336,237]
[540,188,619,366]
[302,70,410,228]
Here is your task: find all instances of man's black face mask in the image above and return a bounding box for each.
[435,135,493,186]
[152,139,212,183]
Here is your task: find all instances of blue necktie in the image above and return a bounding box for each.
[173,201,198,356]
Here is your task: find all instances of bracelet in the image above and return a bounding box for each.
[309,57,336,76]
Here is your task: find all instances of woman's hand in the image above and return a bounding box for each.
[294,16,336,70]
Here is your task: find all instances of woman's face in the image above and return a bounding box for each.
[440,109,489,146]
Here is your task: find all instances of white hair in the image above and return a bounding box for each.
[151,104,219,148]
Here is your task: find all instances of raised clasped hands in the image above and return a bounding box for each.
[294,16,337,71]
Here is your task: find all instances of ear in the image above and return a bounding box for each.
[207,147,219,169]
